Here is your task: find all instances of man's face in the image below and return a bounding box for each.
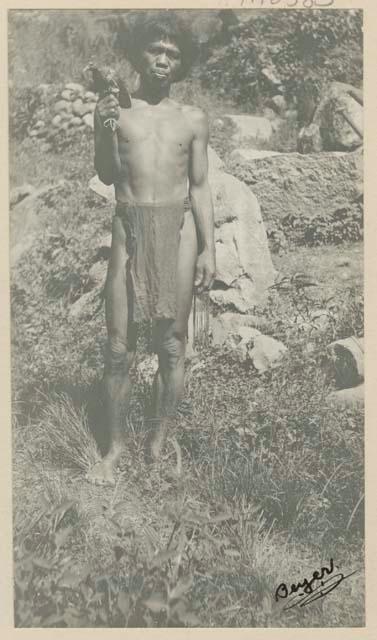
[139,38,182,85]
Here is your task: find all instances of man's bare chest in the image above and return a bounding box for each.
[117,107,193,150]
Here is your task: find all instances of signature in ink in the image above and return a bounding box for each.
[275,559,358,611]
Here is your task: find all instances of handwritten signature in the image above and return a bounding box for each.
[275,559,358,611]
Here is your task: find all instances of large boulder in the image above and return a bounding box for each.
[328,336,364,389]
[208,170,275,312]
[298,82,363,153]
[229,149,281,164]
[210,312,272,346]
[228,149,362,228]
[249,335,288,372]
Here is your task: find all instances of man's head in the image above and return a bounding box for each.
[124,11,197,84]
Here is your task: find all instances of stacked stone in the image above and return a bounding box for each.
[28,82,98,141]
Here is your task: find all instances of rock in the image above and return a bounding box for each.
[88,260,108,288]
[69,289,101,320]
[223,114,274,143]
[321,93,363,151]
[61,90,74,102]
[328,336,364,388]
[228,149,362,228]
[214,241,243,287]
[10,184,36,208]
[82,102,96,114]
[269,95,287,115]
[83,113,94,129]
[210,277,271,314]
[298,123,323,154]
[70,117,83,127]
[210,311,254,346]
[300,82,363,153]
[213,118,224,129]
[327,384,364,410]
[226,326,261,362]
[72,98,85,117]
[54,99,72,114]
[84,91,97,102]
[314,82,363,151]
[210,312,271,346]
[263,107,277,121]
[10,181,70,266]
[208,170,275,311]
[65,82,85,95]
[99,234,112,251]
[229,149,281,163]
[51,114,62,127]
[249,335,288,372]
[210,312,261,347]
[89,175,116,203]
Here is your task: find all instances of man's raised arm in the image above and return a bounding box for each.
[94,95,122,186]
[188,108,216,293]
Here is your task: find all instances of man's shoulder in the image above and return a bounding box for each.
[180,104,208,136]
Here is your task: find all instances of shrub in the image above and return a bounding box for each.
[200,10,363,120]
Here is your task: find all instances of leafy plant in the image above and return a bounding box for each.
[200,10,363,120]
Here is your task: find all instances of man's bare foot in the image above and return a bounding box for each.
[85,446,123,486]
[144,419,169,464]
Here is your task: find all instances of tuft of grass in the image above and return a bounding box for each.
[38,392,101,472]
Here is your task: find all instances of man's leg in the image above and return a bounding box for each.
[86,216,136,485]
[146,209,198,461]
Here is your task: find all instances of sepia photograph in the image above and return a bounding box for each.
[8,5,365,629]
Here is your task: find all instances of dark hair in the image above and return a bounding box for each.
[122,11,197,81]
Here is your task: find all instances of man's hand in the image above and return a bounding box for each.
[194,249,216,294]
[96,92,120,125]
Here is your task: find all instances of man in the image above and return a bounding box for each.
[86,12,216,486]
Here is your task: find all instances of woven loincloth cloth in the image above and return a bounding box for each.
[115,196,191,323]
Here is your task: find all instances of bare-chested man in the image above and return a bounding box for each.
[86,12,216,486]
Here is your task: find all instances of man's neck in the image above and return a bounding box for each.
[136,80,171,105]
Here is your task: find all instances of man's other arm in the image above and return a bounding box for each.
[188,108,216,292]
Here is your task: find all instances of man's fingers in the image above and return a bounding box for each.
[194,266,203,287]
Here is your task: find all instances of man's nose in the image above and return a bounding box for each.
[156,54,169,68]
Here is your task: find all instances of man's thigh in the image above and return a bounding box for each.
[153,209,198,347]
[105,216,137,351]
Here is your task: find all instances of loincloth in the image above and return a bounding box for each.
[115,196,191,323]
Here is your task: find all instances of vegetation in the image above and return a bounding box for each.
[200,10,363,122]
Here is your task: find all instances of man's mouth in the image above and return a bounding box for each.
[152,70,169,79]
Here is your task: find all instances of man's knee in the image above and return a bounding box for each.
[105,335,132,375]
[157,330,186,370]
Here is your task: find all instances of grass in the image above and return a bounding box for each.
[10,88,364,627]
